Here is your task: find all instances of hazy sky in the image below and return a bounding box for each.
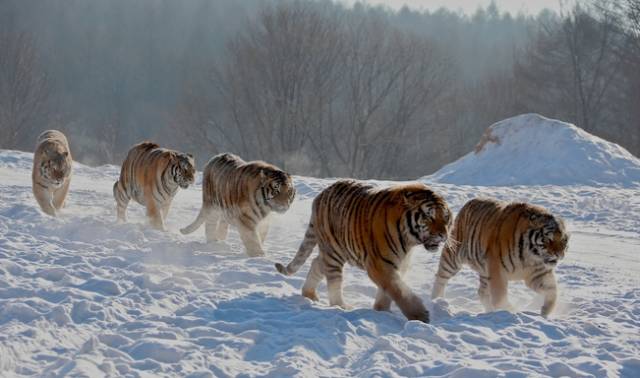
[341,0,563,15]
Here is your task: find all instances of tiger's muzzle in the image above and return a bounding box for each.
[423,235,446,251]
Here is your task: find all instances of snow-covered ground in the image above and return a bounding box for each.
[1,116,639,377]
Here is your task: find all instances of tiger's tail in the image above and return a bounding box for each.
[275,221,317,276]
[180,206,208,235]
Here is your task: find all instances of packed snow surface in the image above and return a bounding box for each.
[1,148,639,377]
[430,113,640,187]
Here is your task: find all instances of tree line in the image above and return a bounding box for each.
[1,0,639,179]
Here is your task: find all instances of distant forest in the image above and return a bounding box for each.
[1,0,639,179]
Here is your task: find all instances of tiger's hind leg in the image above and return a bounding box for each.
[204,210,222,242]
[432,244,462,299]
[214,219,229,241]
[301,256,324,302]
[321,248,348,309]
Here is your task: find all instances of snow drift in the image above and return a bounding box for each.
[430,113,640,186]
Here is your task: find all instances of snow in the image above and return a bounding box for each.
[1,141,639,377]
[430,113,640,187]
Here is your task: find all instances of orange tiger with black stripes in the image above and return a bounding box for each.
[113,142,195,230]
[181,153,296,257]
[32,130,72,217]
[432,198,569,317]
[275,179,452,323]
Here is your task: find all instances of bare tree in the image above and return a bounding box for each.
[177,2,450,178]
[0,28,49,149]
[513,1,627,141]
[326,13,451,178]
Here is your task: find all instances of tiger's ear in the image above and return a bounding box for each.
[168,151,178,161]
[186,153,194,159]
[403,191,416,207]
[527,210,539,222]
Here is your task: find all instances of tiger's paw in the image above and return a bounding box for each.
[540,304,555,318]
[301,289,319,302]
[407,309,430,323]
[245,249,265,258]
[373,298,392,311]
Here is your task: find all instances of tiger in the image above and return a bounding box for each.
[275,179,452,323]
[180,153,296,257]
[32,130,73,217]
[431,197,569,317]
[113,142,195,230]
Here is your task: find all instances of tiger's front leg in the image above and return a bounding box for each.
[373,287,392,311]
[34,187,57,217]
[370,266,429,323]
[526,269,558,317]
[432,244,462,299]
[488,263,513,312]
[44,194,57,217]
[257,219,270,243]
[237,223,265,257]
[146,199,166,231]
[53,179,70,210]
[374,254,411,311]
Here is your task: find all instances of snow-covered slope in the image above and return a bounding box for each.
[1,148,639,377]
[430,114,640,187]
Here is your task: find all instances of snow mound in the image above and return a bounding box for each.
[430,114,640,186]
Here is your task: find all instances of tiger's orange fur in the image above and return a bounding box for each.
[432,198,569,317]
[181,153,295,257]
[275,180,452,322]
[113,142,195,230]
[32,130,72,217]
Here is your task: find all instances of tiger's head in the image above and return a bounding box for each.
[260,168,296,213]
[40,146,71,188]
[173,153,196,189]
[524,206,569,267]
[402,186,452,251]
